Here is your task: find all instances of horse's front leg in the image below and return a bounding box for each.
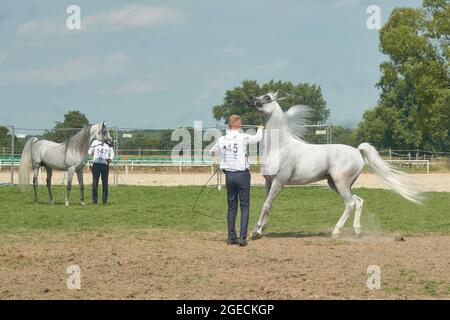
[65,168,76,207]
[76,168,86,206]
[251,180,283,240]
[261,179,272,229]
[32,166,40,204]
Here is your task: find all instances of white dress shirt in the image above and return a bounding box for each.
[210,128,263,171]
[88,140,115,164]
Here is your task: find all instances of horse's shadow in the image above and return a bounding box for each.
[265,231,331,238]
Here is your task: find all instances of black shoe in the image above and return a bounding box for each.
[227,239,239,245]
[238,238,248,247]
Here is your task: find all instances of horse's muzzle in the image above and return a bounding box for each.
[104,138,114,147]
[246,96,259,108]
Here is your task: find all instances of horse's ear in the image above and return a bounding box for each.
[102,121,106,127]
[274,90,279,98]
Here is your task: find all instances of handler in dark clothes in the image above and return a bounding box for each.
[210,115,263,246]
[88,139,114,204]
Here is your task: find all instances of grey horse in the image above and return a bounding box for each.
[19,122,112,206]
[247,91,422,239]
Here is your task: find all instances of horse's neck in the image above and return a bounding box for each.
[265,111,296,151]
[263,109,308,162]
[67,126,94,156]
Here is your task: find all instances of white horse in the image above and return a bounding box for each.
[246,91,422,239]
[19,122,112,206]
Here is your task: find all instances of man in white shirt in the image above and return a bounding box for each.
[210,115,263,246]
[88,139,115,204]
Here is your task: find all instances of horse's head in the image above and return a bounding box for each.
[93,121,113,145]
[246,91,281,116]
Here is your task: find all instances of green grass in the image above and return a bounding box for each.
[0,186,449,235]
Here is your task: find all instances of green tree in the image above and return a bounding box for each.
[44,111,90,142]
[332,125,357,146]
[213,79,330,126]
[0,126,10,148]
[0,126,11,157]
[120,132,160,150]
[0,126,26,156]
[160,129,177,151]
[357,0,450,151]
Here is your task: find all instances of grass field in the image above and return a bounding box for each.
[1,185,449,235]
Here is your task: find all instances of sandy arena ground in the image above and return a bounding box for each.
[1,171,450,192]
[0,229,449,299]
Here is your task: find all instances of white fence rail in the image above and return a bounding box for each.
[385,159,430,174]
[0,156,433,188]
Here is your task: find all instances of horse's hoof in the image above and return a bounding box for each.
[251,231,262,240]
[81,202,86,206]
[354,228,363,237]
[65,202,69,207]
[331,229,340,239]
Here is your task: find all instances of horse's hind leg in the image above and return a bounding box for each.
[352,195,364,236]
[76,169,86,206]
[252,180,283,239]
[32,166,40,204]
[65,167,75,207]
[331,180,356,238]
[45,167,54,204]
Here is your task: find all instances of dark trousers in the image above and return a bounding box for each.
[92,163,109,204]
[224,170,251,240]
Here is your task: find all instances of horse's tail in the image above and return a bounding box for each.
[18,137,37,190]
[358,142,423,204]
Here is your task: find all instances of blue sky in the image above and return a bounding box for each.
[0,0,421,129]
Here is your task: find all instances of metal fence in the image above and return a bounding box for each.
[0,125,14,185]
[1,124,448,186]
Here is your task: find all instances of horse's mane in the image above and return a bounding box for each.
[284,105,313,140]
[65,125,93,154]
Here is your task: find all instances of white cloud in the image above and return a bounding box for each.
[15,5,184,35]
[3,53,129,86]
[83,5,184,31]
[16,18,62,35]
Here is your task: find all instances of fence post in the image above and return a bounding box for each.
[10,126,14,185]
[328,125,332,144]
[113,127,118,186]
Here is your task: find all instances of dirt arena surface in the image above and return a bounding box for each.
[2,172,450,192]
[1,229,449,299]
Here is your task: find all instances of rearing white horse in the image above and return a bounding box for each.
[246,91,422,239]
